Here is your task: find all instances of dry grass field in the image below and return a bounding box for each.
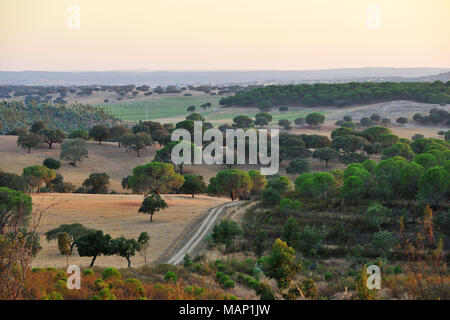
[31,193,229,268]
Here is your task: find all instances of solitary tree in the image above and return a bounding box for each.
[60,139,88,167]
[211,219,242,251]
[138,193,168,222]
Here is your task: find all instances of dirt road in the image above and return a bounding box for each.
[167,201,239,265]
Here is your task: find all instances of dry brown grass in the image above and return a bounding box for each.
[31,193,228,269]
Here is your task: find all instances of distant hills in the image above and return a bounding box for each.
[0,68,449,86]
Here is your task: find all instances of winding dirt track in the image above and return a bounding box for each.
[167,202,238,265]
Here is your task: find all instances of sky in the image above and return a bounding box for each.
[0,0,449,71]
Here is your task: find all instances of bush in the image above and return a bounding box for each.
[164,271,178,283]
[43,158,61,170]
[42,291,63,300]
[102,267,121,280]
[83,269,94,276]
[183,253,193,267]
[300,278,318,298]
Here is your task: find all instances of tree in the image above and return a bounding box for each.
[43,158,61,170]
[233,115,254,129]
[121,133,152,157]
[248,170,267,194]
[82,172,111,194]
[42,129,66,149]
[282,217,300,247]
[186,113,205,121]
[267,176,293,196]
[370,114,381,123]
[418,166,449,205]
[313,148,339,168]
[138,193,168,222]
[413,153,437,169]
[376,134,400,149]
[0,172,28,193]
[60,139,88,167]
[75,230,112,267]
[45,223,95,254]
[0,187,32,235]
[360,117,372,127]
[342,176,365,202]
[396,117,408,125]
[363,126,392,143]
[68,129,89,140]
[30,121,46,133]
[297,225,327,258]
[89,125,110,145]
[278,119,291,130]
[381,143,414,160]
[286,159,310,175]
[138,232,150,267]
[263,185,283,206]
[187,105,196,113]
[110,125,131,147]
[366,203,391,232]
[22,165,56,193]
[305,113,325,129]
[372,230,397,258]
[181,174,206,198]
[127,162,184,195]
[17,134,42,153]
[111,237,141,268]
[255,117,269,127]
[263,239,300,289]
[279,198,302,217]
[255,112,273,123]
[57,232,71,268]
[215,169,252,201]
[294,117,306,126]
[332,135,369,154]
[211,219,242,251]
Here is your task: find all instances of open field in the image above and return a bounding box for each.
[100,95,222,121]
[31,193,229,268]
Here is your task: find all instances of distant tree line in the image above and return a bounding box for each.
[219,81,450,110]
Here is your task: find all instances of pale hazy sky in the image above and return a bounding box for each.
[0,0,449,71]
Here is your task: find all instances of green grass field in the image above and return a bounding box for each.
[100,96,325,126]
[202,107,326,124]
[99,96,222,121]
